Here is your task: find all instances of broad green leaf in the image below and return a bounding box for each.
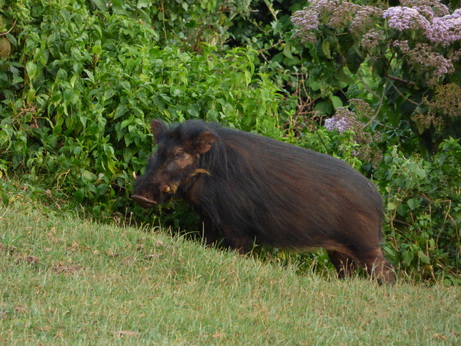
[27,88,36,103]
[402,250,414,267]
[330,95,343,110]
[314,101,333,115]
[114,104,128,119]
[121,119,131,130]
[63,89,75,104]
[335,67,354,85]
[83,69,95,84]
[407,198,420,210]
[12,76,23,84]
[51,92,62,104]
[91,0,108,11]
[74,188,85,203]
[418,251,431,265]
[137,0,150,9]
[322,41,331,59]
[56,69,68,81]
[283,43,294,59]
[307,79,321,91]
[387,201,396,210]
[26,61,37,80]
[153,95,165,111]
[82,170,97,182]
[414,167,426,179]
[92,44,103,56]
[244,70,251,85]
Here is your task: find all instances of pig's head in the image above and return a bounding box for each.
[131,119,217,208]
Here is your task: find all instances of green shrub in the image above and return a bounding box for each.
[0,1,286,218]
[376,138,461,284]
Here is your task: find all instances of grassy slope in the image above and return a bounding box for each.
[0,201,460,344]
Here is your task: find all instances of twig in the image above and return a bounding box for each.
[389,82,421,106]
[257,40,284,54]
[0,20,17,36]
[364,81,386,128]
[385,74,415,86]
[355,71,385,128]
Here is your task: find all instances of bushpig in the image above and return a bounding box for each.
[132,119,394,283]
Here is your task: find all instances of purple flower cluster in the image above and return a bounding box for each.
[291,9,320,43]
[393,40,455,82]
[324,108,355,133]
[324,117,350,133]
[361,29,382,50]
[291,0,382,43]
[383,6,430,31]
[450,49,461,62]
[383,2,461,45]
[323,104,383,165]
[426,10,461,44]
[401,0,449,17]
[350,7,383,33]
[291,10,319,31]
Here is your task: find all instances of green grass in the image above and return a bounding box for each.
[1,200,460,344]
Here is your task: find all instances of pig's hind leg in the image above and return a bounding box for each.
[327,250,357,279]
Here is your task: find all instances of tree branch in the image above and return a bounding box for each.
[385,74,415,85]
[0,20,17,36]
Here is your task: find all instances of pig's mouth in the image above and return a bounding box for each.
[131,194,158,208]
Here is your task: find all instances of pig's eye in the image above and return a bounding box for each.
[170,151,185,159]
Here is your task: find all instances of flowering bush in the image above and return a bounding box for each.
[292,0,461,151]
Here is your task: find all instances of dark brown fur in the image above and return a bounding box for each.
[132,119,395,283]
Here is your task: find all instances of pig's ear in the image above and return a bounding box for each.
[150,119,167,143]
[195,131,217,154]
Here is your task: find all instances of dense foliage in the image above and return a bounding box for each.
[0,0,459,284]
